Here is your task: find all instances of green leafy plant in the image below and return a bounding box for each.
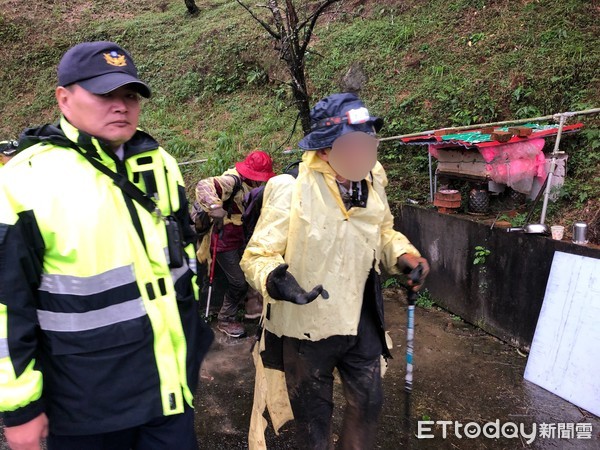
[430,65,447,77]
[509,213,528,228]
[512,85,533,102]
[246,67,267,86]
[473,246,491,265]
[416,289,435,309]
[467,32,485,46]
[382,277,399,289]
[200,132,240,177]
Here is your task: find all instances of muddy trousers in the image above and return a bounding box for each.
[282,306,383,450]
[216,247,248,322]
[46,405,198,450]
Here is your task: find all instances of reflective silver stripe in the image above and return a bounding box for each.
[170,259,190,284]
[0,338,8,359]
[167,248,195,281]
[188,256,198,275]
[164,247,170,266]
[37,298,146,332]
[39,265,136,296]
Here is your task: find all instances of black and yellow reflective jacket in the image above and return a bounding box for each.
[0,117,206,435]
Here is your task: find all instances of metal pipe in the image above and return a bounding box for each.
[379,107,600,143]
[178,158,208,166]
[428,151,433,202]
[539,114,567,224]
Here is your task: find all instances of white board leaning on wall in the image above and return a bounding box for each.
[524,251,600,417]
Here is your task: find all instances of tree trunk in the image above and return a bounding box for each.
[184,0,199,14]
[288,65,312,133]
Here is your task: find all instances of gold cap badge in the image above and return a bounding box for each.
[103,51,127,67]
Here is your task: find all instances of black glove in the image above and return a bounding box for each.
[266,264,329,305]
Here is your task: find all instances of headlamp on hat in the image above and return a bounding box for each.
[311,107,372,130]
[298,93,383,151]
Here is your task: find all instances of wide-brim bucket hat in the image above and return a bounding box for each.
[298,92,383,151]
[235,150,276,181]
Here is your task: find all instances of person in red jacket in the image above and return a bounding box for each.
[194,151,275,337]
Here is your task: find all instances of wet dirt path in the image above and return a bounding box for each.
[195,288,599,449]
[1,288,597,449]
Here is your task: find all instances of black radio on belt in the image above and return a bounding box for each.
[164,215,184,268]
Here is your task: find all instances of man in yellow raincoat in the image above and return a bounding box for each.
[241,92,430,449]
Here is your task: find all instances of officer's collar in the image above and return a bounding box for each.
[60,116,159,160]
[60,116,107,158]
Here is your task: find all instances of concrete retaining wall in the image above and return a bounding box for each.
[395,205,600,348]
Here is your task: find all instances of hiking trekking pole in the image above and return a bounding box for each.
[405,264,423,430]
[205,232,219,317]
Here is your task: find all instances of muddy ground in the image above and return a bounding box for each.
[195,288,599,450]
[1,288,598,449]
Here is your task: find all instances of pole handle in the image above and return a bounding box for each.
[409,264,423,285]
[406,264,423,305]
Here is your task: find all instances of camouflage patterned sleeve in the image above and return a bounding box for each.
[194,175,238,210]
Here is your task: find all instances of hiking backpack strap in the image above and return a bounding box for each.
[222,174,243,218]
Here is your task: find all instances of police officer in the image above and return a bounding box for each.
[242,93,430,449]
[0,41,209,450]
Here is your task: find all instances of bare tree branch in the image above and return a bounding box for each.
[299,0,342,56]
[285,0,299,33]
[267,0,286,39]
[237,0,343,132]
[305,47,325,59]
[236,0,281,39]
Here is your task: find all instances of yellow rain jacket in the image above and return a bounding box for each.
[241,151,420,448]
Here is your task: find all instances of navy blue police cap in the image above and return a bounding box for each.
[58,41,151,98]
[298,93,383,151]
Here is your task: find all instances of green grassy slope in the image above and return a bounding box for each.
[1,0,598,229]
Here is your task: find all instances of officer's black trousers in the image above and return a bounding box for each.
[46,405,198,450]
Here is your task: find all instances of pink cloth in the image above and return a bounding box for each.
[482,139,546,193]
[429,138,547,193]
